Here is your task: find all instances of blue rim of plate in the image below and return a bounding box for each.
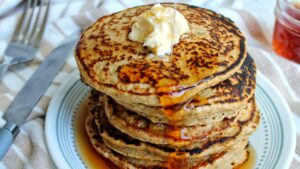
[45,70,296,169]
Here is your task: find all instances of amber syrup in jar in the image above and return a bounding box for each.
[273,0,300,63]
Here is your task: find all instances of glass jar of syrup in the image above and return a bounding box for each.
[273,0,300,64]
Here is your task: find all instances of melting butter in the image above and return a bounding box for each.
[128,4,189,56]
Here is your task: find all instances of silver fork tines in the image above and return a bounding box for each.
[12,0,50,47]
[0,0,50,80]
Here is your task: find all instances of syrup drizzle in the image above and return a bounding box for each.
[239,144,256,169]
[75,97,111,169]
[74,95,256,169]
[163,2,192,168]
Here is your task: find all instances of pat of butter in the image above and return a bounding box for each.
[128,4,189,56]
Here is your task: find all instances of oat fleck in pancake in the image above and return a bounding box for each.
[75,3,247,107]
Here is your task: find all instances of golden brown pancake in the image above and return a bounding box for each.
[75,3,247,107]
[114,55,256,126]
[102,95,258,149]
[85,108,249,169]
[78,3,258,169]
[90,97,259,160]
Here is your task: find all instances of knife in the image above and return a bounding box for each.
[0,33,80,159]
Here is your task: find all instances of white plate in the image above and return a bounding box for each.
[45,70,296,169]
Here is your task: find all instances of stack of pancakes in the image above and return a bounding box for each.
[75,3,260,169]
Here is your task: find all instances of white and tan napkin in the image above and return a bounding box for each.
[0,0,299,168]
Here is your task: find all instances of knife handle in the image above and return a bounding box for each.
[0,122,19,159]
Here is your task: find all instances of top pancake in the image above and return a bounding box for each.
[75,3,247,106]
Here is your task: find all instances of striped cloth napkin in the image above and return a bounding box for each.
[0,0,299,168]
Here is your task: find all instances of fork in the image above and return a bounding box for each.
[0,0,50,80]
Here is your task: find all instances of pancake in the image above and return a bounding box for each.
[93,99,259,160]
[75,3,247,107]
[85,108,249,169]
[102,94,257,148]
[114,55,256,126]
[126,147,249,169]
